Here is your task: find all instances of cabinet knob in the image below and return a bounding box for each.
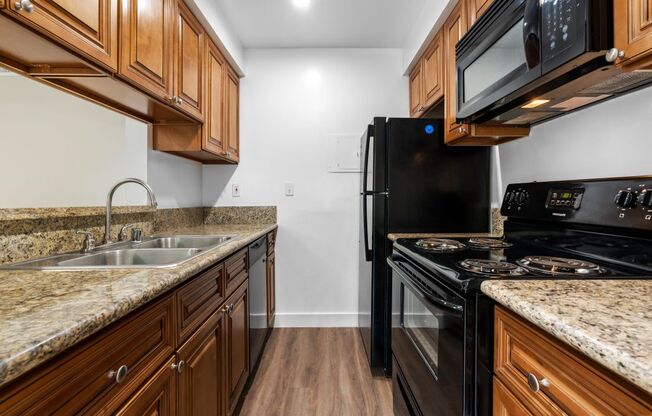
[171,96,183,105]
[171,360,186,374]
[222,304,232,314]
[458,126,467,134]
[14,0,34,12]
[527,373,550,393]
[108,365,129,384]
[605,48,625,63]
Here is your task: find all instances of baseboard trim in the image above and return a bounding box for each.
[274,312,358,328]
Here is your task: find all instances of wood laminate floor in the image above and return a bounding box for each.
[240,328,393,416]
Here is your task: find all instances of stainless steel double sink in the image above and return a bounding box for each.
[2,235,234,270]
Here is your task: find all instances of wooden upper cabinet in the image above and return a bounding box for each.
[119,0,173,101]
[444,0,469,143]
[422,31,444,109]
[177,310,226,416]
[409,62,423,117]
[3,0,118,70]
[468,0,494,26]
[114,358,177,416]
[173,0,204,121]
[225,67,240,163]
[226,282,249,415]
[204,38,227,156]
[614,0,652,70]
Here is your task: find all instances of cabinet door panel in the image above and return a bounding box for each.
[409,63,423,117]
[204,39,226,156]
[120,0,173,100]
[468,0,494,26]
[266,252,276,328]
[114,358,177,416]
[444,0,470,143]
[5,0,118,70]
[178,310,226,416]
[493,378,534,416]
[226,282,249,415]
[423,31,444,109]
[224,67,240,162]
[614,0,652,68]
[174,0,203,120]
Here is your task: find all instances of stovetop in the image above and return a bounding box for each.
[393,229,652,293]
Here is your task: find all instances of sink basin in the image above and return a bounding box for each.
[135,235,232,249]
[56,249,203,268]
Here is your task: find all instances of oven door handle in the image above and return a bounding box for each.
[388,258,464,313]
[523,0,541,70]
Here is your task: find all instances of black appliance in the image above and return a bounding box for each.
[388,176,652,416]
[248,236,268,371]
[358,117,490,375]
[456,0,652,127]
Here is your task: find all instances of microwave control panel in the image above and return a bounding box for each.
[542,0,578,61]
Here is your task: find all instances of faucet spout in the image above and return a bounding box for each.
[104,178,158,244]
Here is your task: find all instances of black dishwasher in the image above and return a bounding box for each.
[248,236,268,370]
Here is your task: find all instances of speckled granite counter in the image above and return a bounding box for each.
[481,280,652,395]
[0,223,277,388]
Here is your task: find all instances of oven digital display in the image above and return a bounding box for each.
[547,189,584,209]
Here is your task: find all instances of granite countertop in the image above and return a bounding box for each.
[387,232,501,241]
[481,280,652,395]
[0,223,277,388]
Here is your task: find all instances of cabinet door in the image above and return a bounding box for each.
[114,357,177,416]
[203,39,226,156]
[266,252,276,328]
[5,0,118,70]
[409,62,423,117]
[173,0,203,120]
[120,0,173,101]
[226,282,249,415]
[224,67,240,162]
[444,0,470,143]
[177,310,226,416]
[493,378,534,416]
[0,0,5,8]
[422,31,444,109]
[468,0,494,26]
[614,0,652,68]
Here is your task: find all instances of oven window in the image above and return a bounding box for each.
[463,18,526,102]
[402,286,440,375]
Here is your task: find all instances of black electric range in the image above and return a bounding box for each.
[388,177,652,416]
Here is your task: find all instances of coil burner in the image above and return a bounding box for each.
[458,259,528,277]
[516,256,607,276]
[415,238,466,253]
[467,238,513,250]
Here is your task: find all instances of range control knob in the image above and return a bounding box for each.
[614,190,638,208]
[640,189,652,208]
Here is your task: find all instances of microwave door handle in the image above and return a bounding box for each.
[523,0,541,70]
[388,259,464,313]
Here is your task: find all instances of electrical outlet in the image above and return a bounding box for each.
[232,184,241,197]
[285,182,295,196]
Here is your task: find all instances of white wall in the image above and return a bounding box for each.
[203,48,408,327]
[192,0,244,72]
[402,0,450,73]
[497,87,652,203]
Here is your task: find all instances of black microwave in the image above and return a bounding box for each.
[456,0,613,124]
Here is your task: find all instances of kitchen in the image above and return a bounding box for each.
[0,0,650,415]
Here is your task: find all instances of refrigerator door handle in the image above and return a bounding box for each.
[362,192,372,262]
[362,126,372,193]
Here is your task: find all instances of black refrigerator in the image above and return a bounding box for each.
[358,117,490,375]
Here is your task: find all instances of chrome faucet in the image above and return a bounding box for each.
[104,178,158,244]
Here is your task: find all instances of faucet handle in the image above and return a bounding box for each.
[131,228,142,243]
[77,231,96,253]
[118,224,134,242]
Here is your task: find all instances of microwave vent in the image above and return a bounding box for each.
[579,71,652,95]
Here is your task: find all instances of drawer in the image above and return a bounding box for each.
[225,248,248,297]
[267,229,277,255]
[176,261,225,344]
[494,306,652,416]
[0,295,175,415]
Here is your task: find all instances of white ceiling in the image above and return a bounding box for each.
[215,0,428,48]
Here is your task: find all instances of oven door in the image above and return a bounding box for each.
[457,0,542,120]
[389,258,466,416]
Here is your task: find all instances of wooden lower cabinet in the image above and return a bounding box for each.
[266,251,276,328]
[226,281,250,415]
[177,310,226,416]
[494,306,652,415]
[114,357,177,416]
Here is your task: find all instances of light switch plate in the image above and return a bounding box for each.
[285,182,295,196]
[232,184,241,197]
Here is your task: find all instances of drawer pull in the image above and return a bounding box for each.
[171,360,186,374]
[14,0,34,12]
[108,365,129,384]
[527,373,550,392]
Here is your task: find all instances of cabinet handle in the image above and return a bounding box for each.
[222,304,232,314]
[171,360,186,374]
[14,0,34,12]
[108,365,129,384]
[171,96,183,105]
[605,48,625,63]
[527,373,550,392]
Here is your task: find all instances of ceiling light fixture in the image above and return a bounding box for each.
[292,0,310,8]
[521,99,550,109]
